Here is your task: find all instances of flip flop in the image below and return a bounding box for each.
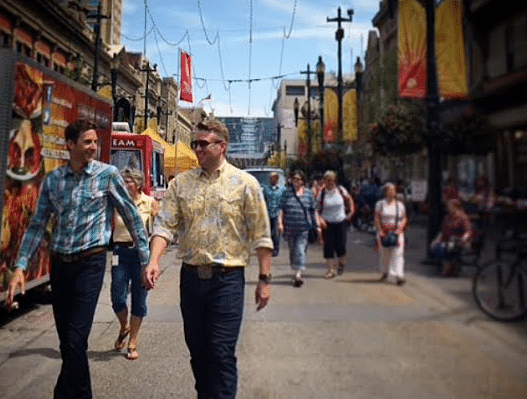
[114,328,130,351]
[127,346,139,360]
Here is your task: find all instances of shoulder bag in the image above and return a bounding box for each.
[292,189,318,243]
[380,201,399,248]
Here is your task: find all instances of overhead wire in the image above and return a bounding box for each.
[133,0,300,115]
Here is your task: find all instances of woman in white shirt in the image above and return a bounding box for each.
[374,183,408,285]
[318,171,354,279]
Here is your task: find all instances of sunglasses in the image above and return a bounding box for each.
[190,139,223,151]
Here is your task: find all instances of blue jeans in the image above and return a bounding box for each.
[50,251,106,399]
[111,246,148,317]
[287,230,309,271]
[269,215,280,255]
[180,266,245,399]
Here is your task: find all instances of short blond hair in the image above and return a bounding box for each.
[196,118,230,143]
[121,168,144,191]
[324,170,337,180]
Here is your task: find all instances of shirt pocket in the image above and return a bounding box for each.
[81,191,106,213]
[217,189,245,220]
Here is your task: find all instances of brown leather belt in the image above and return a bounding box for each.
[51,246,108,263]
[182,262,244,279]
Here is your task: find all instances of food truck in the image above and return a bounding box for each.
[0,50,112,302]
[109,132,166,200]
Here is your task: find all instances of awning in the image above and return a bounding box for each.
[140,127,198,174]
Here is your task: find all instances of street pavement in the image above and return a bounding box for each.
[1,220,527,398]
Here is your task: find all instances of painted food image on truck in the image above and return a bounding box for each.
[0,52,112,300]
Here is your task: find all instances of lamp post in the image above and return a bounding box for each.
[300,64,316,154]
[110,53,120,116]
[88,2,110,92]
[140,61,157,128]
[327,7,353,146]
[316,56,325,148]
[354,56,363,94]
[424,0,443,257]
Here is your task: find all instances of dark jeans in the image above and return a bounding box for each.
[50,252,106,399]
[269,215,280,255]
[180,266,245,399]
[111,246,148,317]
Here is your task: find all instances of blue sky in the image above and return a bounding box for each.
[121,0,380,117]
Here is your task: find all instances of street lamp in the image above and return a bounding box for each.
[110,53,120,112]
[293,97,300,127]
[354,56,363,94]
[327,7,353,145]
[316,56,325,147]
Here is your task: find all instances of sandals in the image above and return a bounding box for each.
[127,346,139,361]
[325,270,336,279]
[114,328,130,351]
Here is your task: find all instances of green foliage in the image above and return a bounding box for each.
[369,102,427,156]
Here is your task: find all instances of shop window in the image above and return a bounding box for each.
[285,85,305,96]
[15,41,31,57]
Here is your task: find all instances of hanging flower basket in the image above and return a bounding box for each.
[369,104,427,156]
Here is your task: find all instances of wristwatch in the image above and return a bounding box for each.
[258,274,272,284]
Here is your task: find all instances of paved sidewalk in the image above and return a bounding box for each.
[1,222,527,398]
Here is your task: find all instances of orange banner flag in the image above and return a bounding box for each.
[398,0,427,99]
[436,0,468,99]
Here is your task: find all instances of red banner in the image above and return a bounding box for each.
[398,0,427,99]
[180,51,193,103]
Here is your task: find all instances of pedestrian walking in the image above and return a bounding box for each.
[111,168,158,360]
[142,118,272,399]
[263,172,286,257]
[374,182,408,285]
[318,171,354,278]
[6,120,150,399]
[278,170,320,287]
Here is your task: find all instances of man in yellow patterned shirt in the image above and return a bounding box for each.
[143,118,273,398]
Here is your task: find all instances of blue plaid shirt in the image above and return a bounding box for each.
[15,160,150,270]
[263,184,286,218]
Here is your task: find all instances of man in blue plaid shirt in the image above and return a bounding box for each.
[6,119,149,399]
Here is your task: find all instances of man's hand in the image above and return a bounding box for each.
[255,281,271,311]
[5,268,25,311]
[142,263,160,290]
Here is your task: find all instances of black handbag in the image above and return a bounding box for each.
[292,188,318,243]
[380,201,399,248]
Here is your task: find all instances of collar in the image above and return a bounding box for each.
[65,160,96,177]
[198,159,227,179]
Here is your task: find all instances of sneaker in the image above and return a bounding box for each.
[337,264,345,275]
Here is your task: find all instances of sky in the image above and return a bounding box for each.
[121,0,380,118]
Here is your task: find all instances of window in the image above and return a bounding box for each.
[285,85,305,96]
[110,149,143,172]
[151,150,165,188]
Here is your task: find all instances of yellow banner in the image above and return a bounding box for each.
[343,89,358,142]
[297,120,308,156]
[398,0,427,98]
[324,89,338,143]
[436,0,468,99]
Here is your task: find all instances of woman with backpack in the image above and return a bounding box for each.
[317,171,355,279]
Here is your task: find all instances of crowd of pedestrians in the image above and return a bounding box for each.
[4,116,492,399]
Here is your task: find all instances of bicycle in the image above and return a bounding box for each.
[472,236,527,322]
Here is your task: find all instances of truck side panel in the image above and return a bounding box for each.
[0,50,112,301]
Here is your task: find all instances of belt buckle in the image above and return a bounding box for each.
[197,265,213,280]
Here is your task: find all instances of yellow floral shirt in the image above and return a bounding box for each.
[153,161,272,266]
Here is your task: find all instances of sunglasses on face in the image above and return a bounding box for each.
[190,139,223,151]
